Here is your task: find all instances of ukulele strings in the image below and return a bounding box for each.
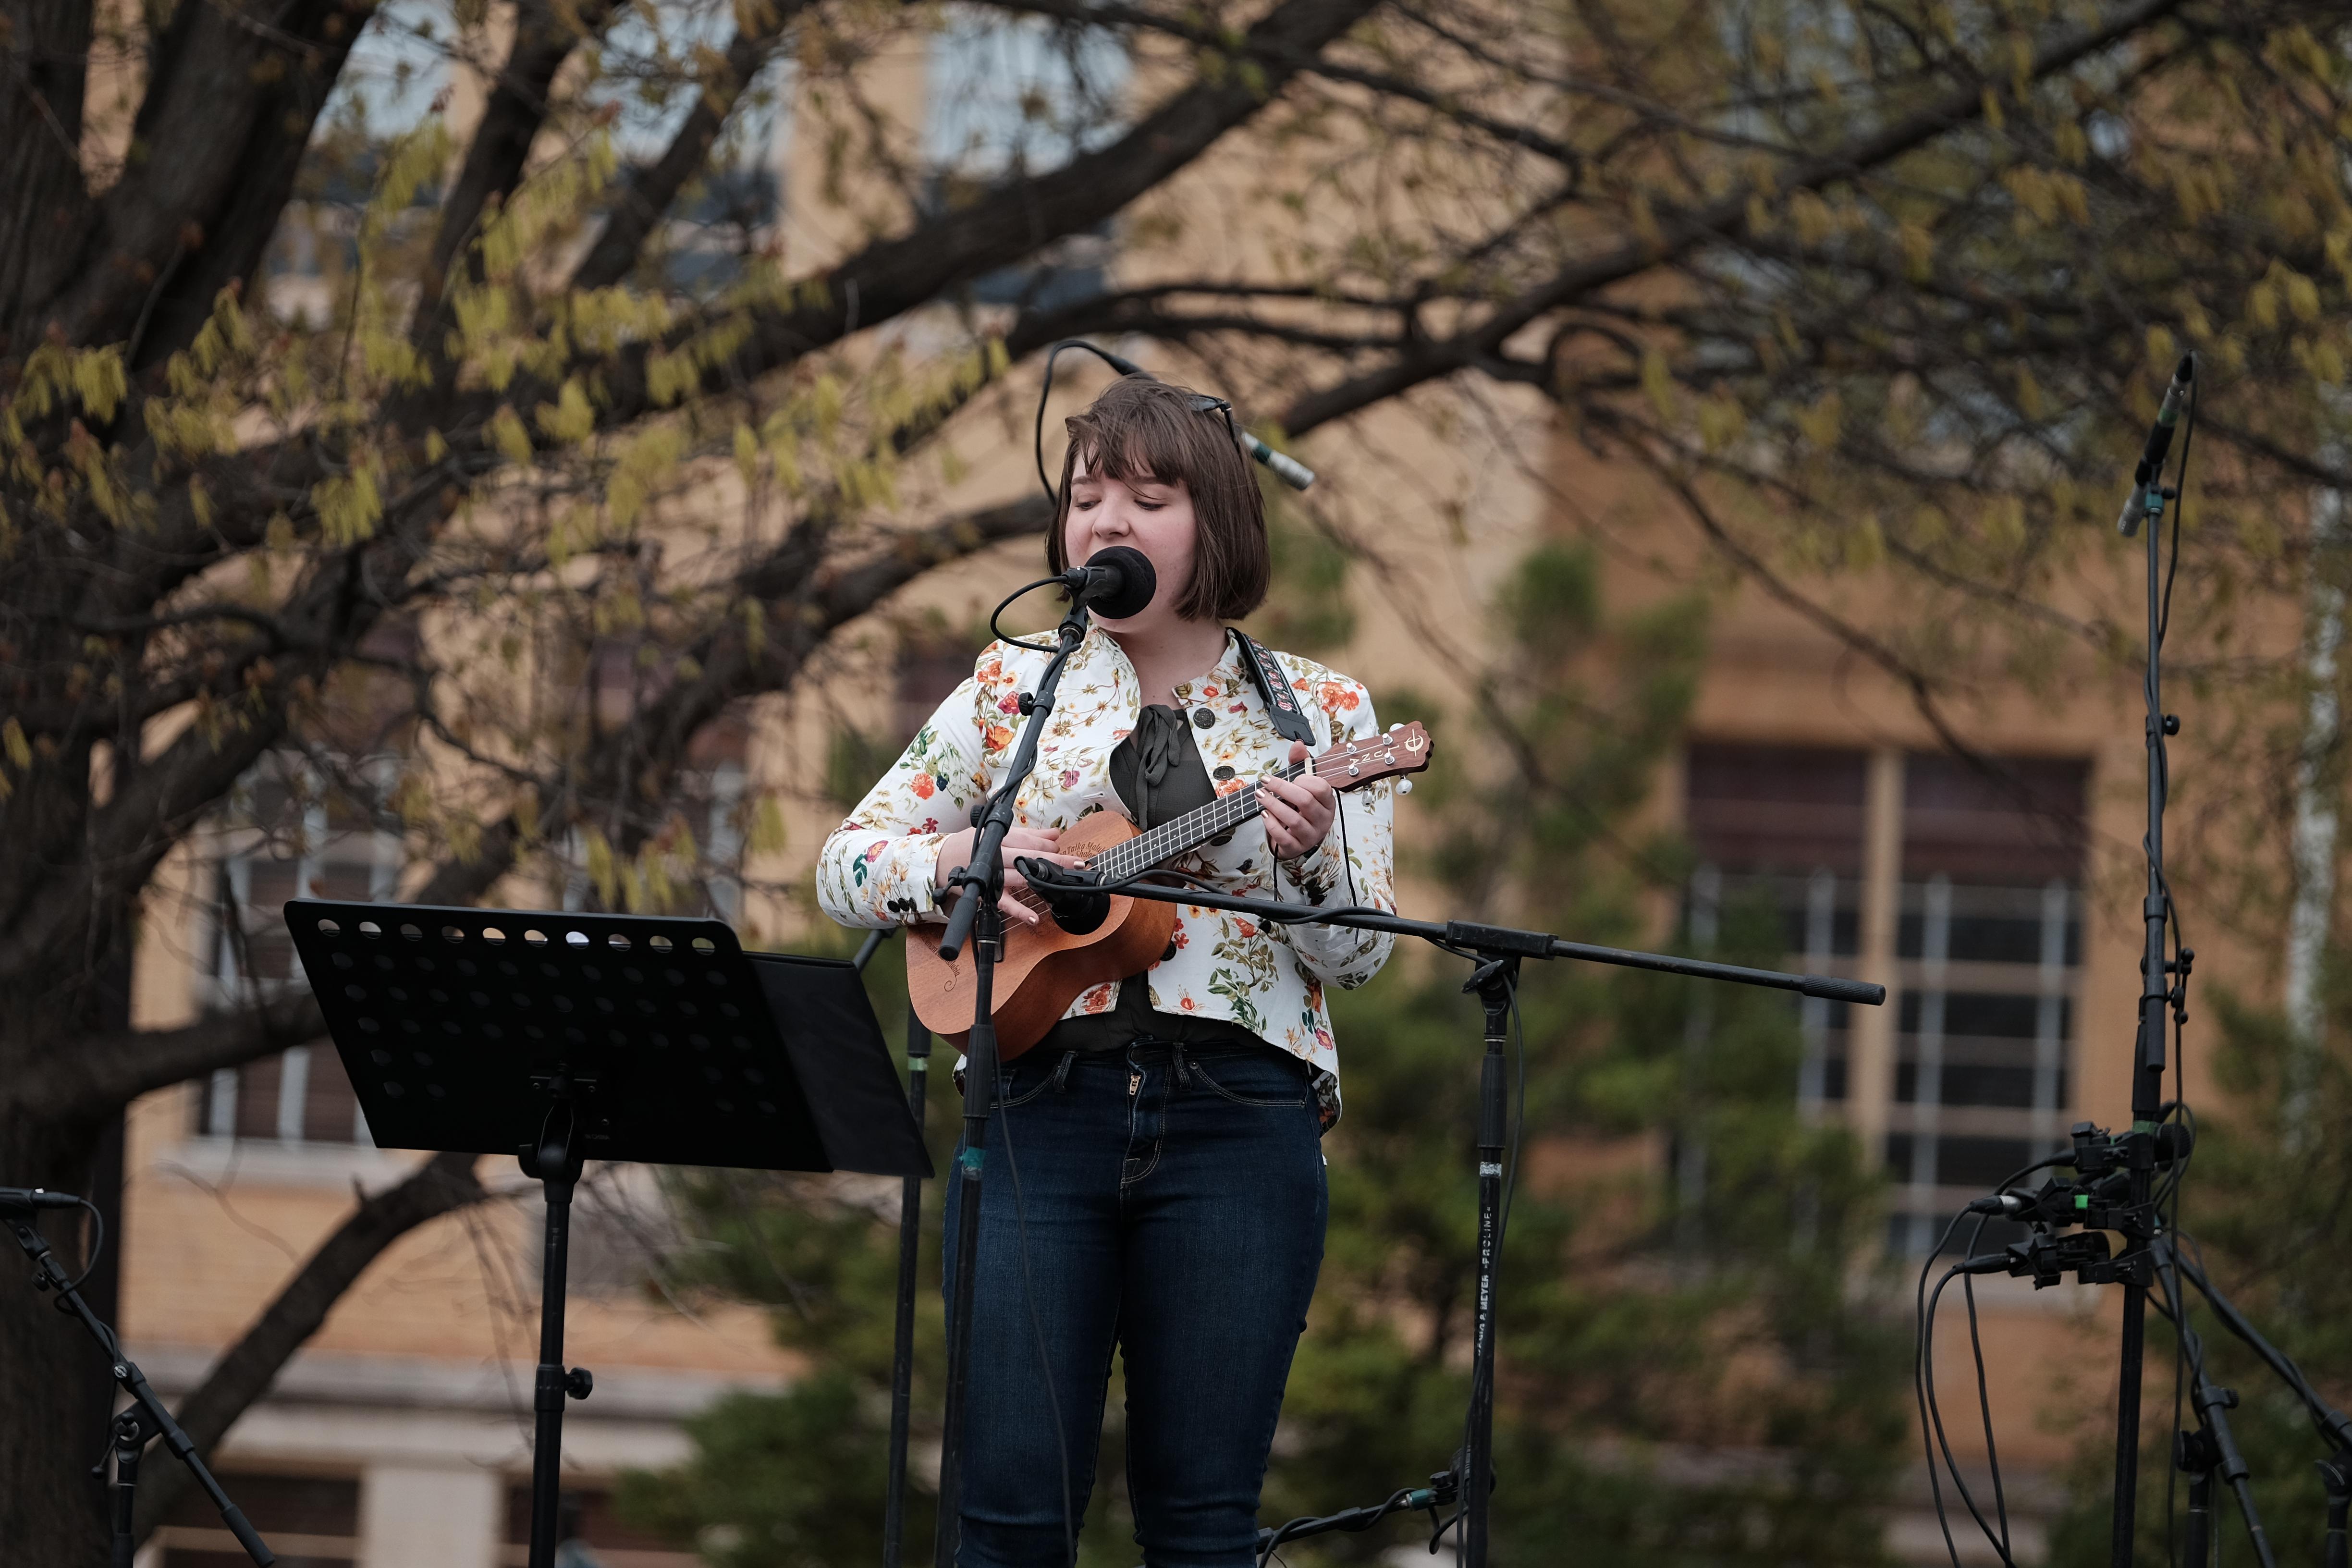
[1001,751,1355,916]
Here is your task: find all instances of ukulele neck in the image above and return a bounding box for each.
[1083,762,1304,885]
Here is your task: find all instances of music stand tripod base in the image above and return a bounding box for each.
[286,901,929,1568]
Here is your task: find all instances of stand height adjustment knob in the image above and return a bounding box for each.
[564,1367,594,1401]
[2163,714,2181,735]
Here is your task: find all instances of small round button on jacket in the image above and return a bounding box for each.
[1193,708,1215,729]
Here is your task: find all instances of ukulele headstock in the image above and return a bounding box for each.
[1316,721,1435,792]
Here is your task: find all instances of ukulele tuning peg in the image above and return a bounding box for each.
[1389,723,1403,732]
[1399,779,1414,795]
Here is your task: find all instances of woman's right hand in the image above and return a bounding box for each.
[933,825,1078,927]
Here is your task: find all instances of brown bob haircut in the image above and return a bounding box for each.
[1047,375,1271,621]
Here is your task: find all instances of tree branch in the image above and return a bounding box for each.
[24,0,382,359]
[1276,0,2192,439]
[569,0,807,291]
[6,993,326,1129]
[129,1150,491,1544]
[416,0,624,326]
[406,493,1055,908]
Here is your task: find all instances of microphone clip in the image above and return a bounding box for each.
[1015,857,1111,937]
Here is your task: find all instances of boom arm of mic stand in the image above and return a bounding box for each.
[1041,874,1886,1006]
[6,1216,277,1565]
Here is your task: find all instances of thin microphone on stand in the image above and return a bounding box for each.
[1076,346,1317,489]
[1059,545,1158,621]
[2117,355,2195,536]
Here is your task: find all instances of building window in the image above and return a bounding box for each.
[1684,744,2087,1253]
[194,759,402,1148]
[501,1484,699,1566]
[1685,744,1869,1111]
[158,1470,359,1566]
[1889,753,2085,1253]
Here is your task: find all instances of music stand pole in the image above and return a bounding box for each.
[523,1092,592,1568]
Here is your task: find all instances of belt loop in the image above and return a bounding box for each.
[1051,1051,1077,1092]
[1173,1043,1192,1089]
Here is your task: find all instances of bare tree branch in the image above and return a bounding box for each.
[1276,0,2192,439]
[571,0,810,291]
[416,0,625,325]
[128,1151,491,1543]
[407,492,1055,908]
[8,993,326,1128]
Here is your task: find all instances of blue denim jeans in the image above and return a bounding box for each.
[943,1041,1328,1568]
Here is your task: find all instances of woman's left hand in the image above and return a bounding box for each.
[1260,741,1337,861]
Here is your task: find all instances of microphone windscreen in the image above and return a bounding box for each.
[1085,546,1157,620]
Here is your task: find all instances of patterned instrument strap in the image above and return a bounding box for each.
[1233,629,1318,747]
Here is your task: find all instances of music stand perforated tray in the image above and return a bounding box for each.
[285,900,928,1178]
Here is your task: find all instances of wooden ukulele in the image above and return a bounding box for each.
[905,722,1434,1059]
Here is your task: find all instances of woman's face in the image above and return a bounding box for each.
[1062,451,1200,630]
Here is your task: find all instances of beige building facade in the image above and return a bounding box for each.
[108,18,2287,1568]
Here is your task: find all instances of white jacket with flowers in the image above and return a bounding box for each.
[815,626,1396,1104]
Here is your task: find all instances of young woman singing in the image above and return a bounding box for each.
[818,375,1396,1567]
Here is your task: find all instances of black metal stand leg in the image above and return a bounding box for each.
[886,1006,933,1568]
[2176,1434,2214,1568]
[935,904,1002,1568]
[2320,1455,2349,1568]
[111,1409,150,1568]
[524,1099,592,1568]
[1462,958,1516,1568]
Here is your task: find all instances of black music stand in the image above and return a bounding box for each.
[285,900,929,1568]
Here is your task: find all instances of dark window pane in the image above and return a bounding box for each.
[1936,1137,2036,1190]
[304,1047,362,1143]
[1941,1065,2038,1108]
[503,1484,680,1551]
[1941,992,2043,1039]
[233,1054,284,1140]
[1819,1055,1848,1100]
[1687,744,1869,877]
[1903,753,2088,884]
[163,1472,357,1534]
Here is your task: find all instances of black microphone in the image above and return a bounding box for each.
[2117,354,2195,536]
[1060,545,1158,621]
[1015,857,1109,936]
[0,1188,85,1216]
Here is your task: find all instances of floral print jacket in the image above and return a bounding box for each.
[816,627,1396,1116]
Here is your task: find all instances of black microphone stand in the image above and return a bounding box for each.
[5,1205,276,1567]
[930,598,1093,1568]
[2109,411,2190,1568]
[1017,867,1884,1568]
